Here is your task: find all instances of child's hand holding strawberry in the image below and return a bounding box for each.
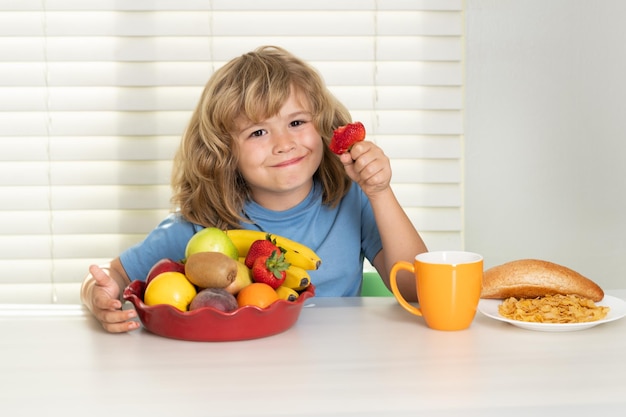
[339,141,392,201]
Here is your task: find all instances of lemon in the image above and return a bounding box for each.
[144,271,197,311]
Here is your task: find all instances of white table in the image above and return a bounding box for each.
[1,291,626,417]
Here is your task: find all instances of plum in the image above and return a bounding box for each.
[189,288,238,312]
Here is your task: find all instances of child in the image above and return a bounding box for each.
[81,45,428,333]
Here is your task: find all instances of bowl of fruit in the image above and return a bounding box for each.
[123,228,318,342]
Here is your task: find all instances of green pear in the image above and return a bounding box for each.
[185,227,239,260]
[224,261,254,295]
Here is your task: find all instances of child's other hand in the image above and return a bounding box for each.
[339,141,392,198]
[87,265,139,333]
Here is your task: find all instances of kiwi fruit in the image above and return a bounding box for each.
[184,251,238,289]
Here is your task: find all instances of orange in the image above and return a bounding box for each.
[144,271,197,311]
[236,282,279,309]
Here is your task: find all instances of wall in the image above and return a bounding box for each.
[465,0,626,289]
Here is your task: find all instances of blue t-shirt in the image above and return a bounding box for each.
[119,181,382,297]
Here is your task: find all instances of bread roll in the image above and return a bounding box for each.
[481,259,604,302]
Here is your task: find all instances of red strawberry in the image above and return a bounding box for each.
[329,121,366,154]
[251,251,290,289]
[244,234,284,269]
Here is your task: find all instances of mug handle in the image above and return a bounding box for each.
[389,261,423,317]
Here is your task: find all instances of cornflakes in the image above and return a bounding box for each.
[498,294,609,323]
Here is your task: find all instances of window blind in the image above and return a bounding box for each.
[0,0,464,303]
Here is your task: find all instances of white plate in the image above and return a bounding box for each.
[478,295,626,332]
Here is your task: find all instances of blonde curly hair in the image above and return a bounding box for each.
[171,46,353,229]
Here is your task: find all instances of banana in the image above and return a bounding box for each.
[284,250,320,271]
[282,265,311,291]
[275,286,299,302]
[226,229,321,270]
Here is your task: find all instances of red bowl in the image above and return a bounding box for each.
[123,280,315,342]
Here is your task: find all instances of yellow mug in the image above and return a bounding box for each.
[389,251,483,331]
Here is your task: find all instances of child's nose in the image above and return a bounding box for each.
[273,130,296,152]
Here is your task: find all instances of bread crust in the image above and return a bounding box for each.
[481,259,604,302]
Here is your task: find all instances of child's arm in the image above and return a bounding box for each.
[80,258,139,332]
[340,141,428,301]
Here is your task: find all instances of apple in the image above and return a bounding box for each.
[145,258,185,286]
[185,227,239,261]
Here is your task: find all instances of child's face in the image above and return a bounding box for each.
[233,90,324,211]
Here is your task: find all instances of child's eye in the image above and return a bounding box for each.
[290,120,305,127]
[249,129,265,138]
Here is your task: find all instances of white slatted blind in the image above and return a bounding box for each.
[0,0,464,303]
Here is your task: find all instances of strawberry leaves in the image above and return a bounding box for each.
[251,250,290,289]
[245,233,284,269]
